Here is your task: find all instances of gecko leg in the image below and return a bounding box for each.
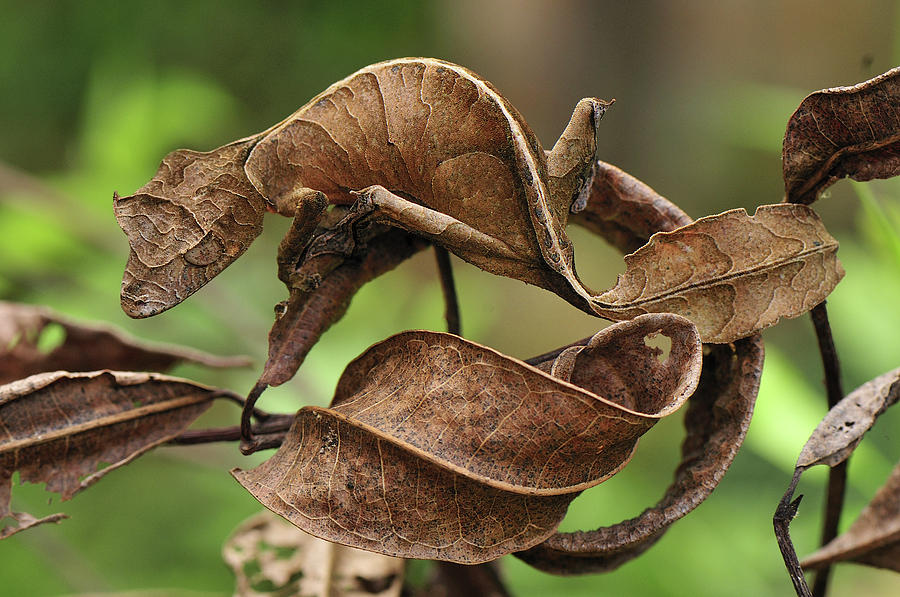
[350,185,531,278]
[275,188,328,287]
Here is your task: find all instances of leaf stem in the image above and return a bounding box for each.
[210,389,272,420]
[524,335,592,366]
[774,469,812,597]
[171,413,294,446]
[809,301,847,597]
[434,246,462,336]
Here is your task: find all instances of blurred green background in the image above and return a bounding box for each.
[2,1,900,595]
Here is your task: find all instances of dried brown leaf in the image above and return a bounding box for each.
[0,511,68,540]
[783,66,900,204]
[802,461,900,572]
[796,367,900,470]
[569,160,692,254]
[517,334,763,573]
[515,168,772,573]
[224,510,404,597]
[591,204,844,343]
[234,315,701,563]
[0,370,218,537]
[0,301,249,385]
[114,139,268,317]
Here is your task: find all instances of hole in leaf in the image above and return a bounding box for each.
[36,323,66,354]
[273,545,296,560]
[643,332,672,362]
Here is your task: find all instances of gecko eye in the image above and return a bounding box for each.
[184,232,224,266]
[570,174,590,213]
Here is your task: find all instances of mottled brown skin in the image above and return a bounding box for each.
[114,58,608,318]
[115,139,268,317]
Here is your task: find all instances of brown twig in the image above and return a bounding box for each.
[809,301,847,597]
[209,389,272,421]
[171,414,294,446]
[774,470,813,597]
[524,335,592,366]
[434,246,461,336]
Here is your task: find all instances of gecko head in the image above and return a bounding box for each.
[114,141,267,318]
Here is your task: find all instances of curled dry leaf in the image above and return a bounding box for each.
[115,57,611,319]
[262,221,428,388]
[517,177,768,573]
[517,335,764,573]
[783,66,900,204]
[234,314,702,563]
[568,160,692,254]
[0,370,219,538]
[0,301,250,385]
[224,510,404,597]
[592,204,844,343]
[796,367,900,470]
[802,461,900,572]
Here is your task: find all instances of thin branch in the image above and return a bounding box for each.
[209,389,272,420]
[809,301,847,597]
[524,335,592,366]
[774,470,813,597]
[434,246,461,336]
[810,302,845,408]
[170,414,294,446]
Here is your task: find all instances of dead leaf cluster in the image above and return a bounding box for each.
[0,303,248,538]
[7,57,900,597]
[104,58,848,572]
